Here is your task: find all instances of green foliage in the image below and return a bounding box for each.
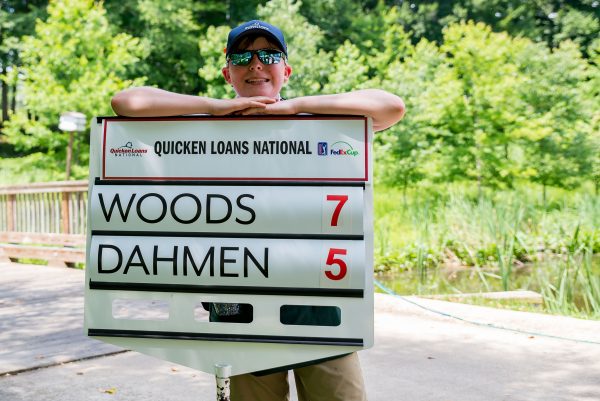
[1,0,599,319]
[516,41,595,193]
[375,183,600,267]
[365,6,413,76]
[133,0,202,94]
[103,0,266,94]
[258,0,332,97]
[321,41,369,94]
[2,0,599,195]
[387,0,600,56]
[376,38,444,189]
[0,1,48,69]
[375,19,598,194]
[375,183,600,318]
[538,245,600,318]
[434,22,529,187]
[298,0,365,53]
[2,0,145,180]
[198,25,235,99]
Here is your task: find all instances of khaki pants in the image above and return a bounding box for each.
[230,352,367,401]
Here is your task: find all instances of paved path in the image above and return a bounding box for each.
[1,262,600,401]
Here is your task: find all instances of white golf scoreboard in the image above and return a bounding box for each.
[84,116,374,375]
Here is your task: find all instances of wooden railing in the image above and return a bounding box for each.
[0,181,88,267]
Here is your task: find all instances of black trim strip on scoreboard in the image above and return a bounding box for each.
[96,114,367,123]
[88,328,364,347]
[89,280,364,298]
[94,177,366,188]
[92,230,364,241]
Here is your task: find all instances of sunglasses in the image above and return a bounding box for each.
[227,49,285,66]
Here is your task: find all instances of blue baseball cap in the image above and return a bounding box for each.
[226,20,287,56]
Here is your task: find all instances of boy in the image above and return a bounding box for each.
[112,20,405,401]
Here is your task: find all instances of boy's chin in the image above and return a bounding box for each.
[239,87,279,99]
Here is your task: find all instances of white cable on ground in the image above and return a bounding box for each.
[373,278,600,346]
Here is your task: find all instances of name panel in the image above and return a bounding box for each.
[90,235,365,290]
[90,185,364,235]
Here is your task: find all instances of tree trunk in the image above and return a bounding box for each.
[542,183,547,209]
[10,82,16,113]
[1,69,8,122]
[476,155,483,200]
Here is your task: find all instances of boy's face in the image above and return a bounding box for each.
[222,36,292,98]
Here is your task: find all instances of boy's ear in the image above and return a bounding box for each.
[283,64,292,83]
[222,66,232,84]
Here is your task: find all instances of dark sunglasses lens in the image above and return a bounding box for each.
[229,49,283,66]
[230,51,252,66]
[257,50,282,65]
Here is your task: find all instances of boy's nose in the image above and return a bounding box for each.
[248,54,263,70]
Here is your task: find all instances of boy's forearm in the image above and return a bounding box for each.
[111,87,216,117]
[289,89,405,131]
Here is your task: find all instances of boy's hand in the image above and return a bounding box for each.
[210,97,277,116]
[238,99,299,115]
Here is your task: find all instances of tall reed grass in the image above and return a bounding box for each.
[374,183,600,319]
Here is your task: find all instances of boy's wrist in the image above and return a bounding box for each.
[286,97,305,114]
[205,98,222,115]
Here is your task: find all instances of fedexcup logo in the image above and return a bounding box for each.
[317,141,359,156]
[109,141,148,157]
[326,141,359,157]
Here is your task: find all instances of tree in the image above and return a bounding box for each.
[588,37,600,194]
[127,0,202,95]
[0,1,48,125]
[103,0,267,94]
[197,25,236,99]
[322,41,369,94]
[376,31,444,194]
[517,40,596,201]
[379,0,600,56]
[299,0,379,53]
[257,0,332,98]
[431,22,529,191]
[2,0,145,181]
[377,20,596,197]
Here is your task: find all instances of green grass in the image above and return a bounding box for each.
[374,182,600,319]
[0,153,89,185]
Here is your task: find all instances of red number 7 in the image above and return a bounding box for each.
[326,195,348,226]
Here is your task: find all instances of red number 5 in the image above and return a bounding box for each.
[326,195,348,226]
[325,248,347,280]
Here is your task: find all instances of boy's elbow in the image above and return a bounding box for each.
[110,89,148,116]
[389,95,406,122]
[110,92,132,116]
[373,94,406,131]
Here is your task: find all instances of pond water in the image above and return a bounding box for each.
[375,256,600,315]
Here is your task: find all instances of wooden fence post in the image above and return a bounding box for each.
[61,192,70,235]
[0,180,87,267]
[2,194,16,262]
[7,194,15,232]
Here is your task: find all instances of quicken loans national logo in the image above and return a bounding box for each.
[329,141,359,156]
[109,141,148,157]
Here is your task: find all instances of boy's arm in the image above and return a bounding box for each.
[110,87,276,117]
[244,89,406,132]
